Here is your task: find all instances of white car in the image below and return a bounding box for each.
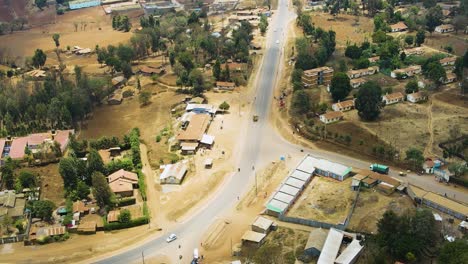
[275,40,280,44]
[166,233,177,243]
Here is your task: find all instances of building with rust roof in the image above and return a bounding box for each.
[319,111,344,124]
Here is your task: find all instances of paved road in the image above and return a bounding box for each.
[95,1,467,262]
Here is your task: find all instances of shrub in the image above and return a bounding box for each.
[156,135,162,142]
[116,197,136,207]
[122,90,134,98]
[103,216,149,231]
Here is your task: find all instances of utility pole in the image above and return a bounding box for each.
[142,251,145,264]
[255,172,258,195]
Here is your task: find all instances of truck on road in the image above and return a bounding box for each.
[370,164,389,174]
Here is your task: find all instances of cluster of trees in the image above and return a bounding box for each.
[0,67,108,137]
[295,14,336,72]
[259,15,269,35]
[112,15,131,32]
[0,18,28,35]
[59,128,141,211]
[372,209,438,262]
[96,44,134,78]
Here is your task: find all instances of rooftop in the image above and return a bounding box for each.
[160,162,188,181]
[317,228,344,264]
[242,230,266,243]
[176,114,211,141]
[383,92,404,101]
[333,100,354,109]
[252,216,273,231]
[321,111,344,120]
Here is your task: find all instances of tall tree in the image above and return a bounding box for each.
[1,157,15,189]
[91,171,114,209]
[291,90,310,115]
[87,149,105,175]
[415,30,426,47]
[426,6,443,34]
[32,200,55,221]
[425,62,447,86]
[438,239,468,264]
[330,72,352,102]
[212,59,221,81]
[59,157,78,190]
[52,33,60,48]
[32,49,47,69]
[355,81,382,121]
[405,148,424,170]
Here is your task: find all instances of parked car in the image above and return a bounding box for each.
[166,234,177,243]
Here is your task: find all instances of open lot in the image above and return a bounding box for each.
[424,34,468,57]
[26,163,65,206]
[287,177,355,225]
[0,6,133,63]
[310,12,374,47]
[348,190,414,234]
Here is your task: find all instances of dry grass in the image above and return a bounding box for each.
[27,163,65,206]
[310,13,374,47]
[348,189,415,234]
[287,177,355,224]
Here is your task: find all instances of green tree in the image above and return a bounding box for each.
[32,49,47,68]
[291,90,310,115]
[405,148,424,170]
[91,171,114,209]
[454,57,464,79]
[1,158,16,189]
[425,62,447,86]
[212,59,221,81]
[32,200,55,221]
[118,209,132,223]
[87,149,105,175]
[291,68,304,91]
[219,101,230,112]
[423,0,437,8]
[415,30,425,46]
[426,6,443,34]
[59,157,78,190]
[330,72,352,102]
[253,242,282,264]
[17,171,37,189]
[405,80,419,94]
[448,162,468,177]
[35,0,47,9]
[1,215,13,234]
[438,239,468,264]
[76,180,91,200]
[139,91,151,106]
[355,81,382,121]
[52,33,60,48]
[345,44,362,59]
[121,62,133,79]
[221,62,231,81]
[452,15,468,34]
[404,35,414,46]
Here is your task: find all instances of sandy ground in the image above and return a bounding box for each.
[310,12,374,48]
[0,6,133,63]
[26,163,65,206]
[287,177,355,225]
[348,190,414,234]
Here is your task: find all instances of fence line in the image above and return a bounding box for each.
[278,185,362,231]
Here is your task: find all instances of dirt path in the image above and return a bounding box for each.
[140,143,163,226]
[424,95,435,157]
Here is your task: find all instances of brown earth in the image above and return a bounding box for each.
[26,163,65,206]
[0,6,133,63]
[287,177,355,225]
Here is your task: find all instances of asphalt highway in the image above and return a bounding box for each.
[95,1,467,262]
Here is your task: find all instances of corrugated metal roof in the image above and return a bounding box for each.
[273,192,295,204]
[266,199,288,213]
[279,184,300,197]
[285,177,305,189]
[335,239,364,264]
[290,169,312,182]
[296,157,316,174]
[317,228,344,264]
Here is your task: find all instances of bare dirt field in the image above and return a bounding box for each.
[80,90,186,165]
[26,163,65,206]
[287,177,355,225]
[425,33,468,56]
[348,189,415,234]
[0,6,132,62]
[310,12,374,47]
